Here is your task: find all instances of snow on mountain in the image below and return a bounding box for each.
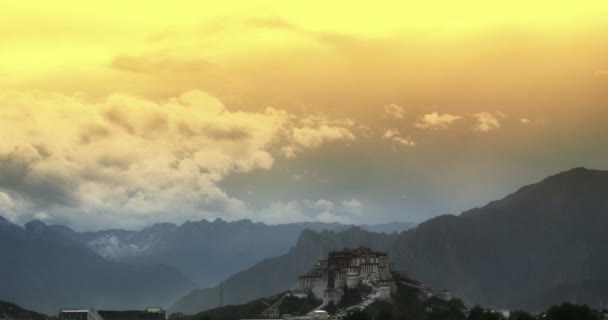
[86,233,143,260]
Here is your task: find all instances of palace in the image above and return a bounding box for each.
[294,246,399,304]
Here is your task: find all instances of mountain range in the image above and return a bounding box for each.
[0,300,52,320]
[390,167,608,310]
[0,213,413,314]
[0,217,195,315]
[2,167,608,315]
[171,167,608,313]
[74,219,414,287]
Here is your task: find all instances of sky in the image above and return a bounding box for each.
[0,1,607,231]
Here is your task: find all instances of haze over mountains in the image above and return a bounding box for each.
[2,168,608,315]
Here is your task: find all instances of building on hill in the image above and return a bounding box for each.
[59,308,165,320]
[294,246,400,304]
[433,289,453,302]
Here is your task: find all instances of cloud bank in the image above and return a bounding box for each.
[0,90,357,230]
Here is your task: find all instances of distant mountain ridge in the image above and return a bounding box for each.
[0,212,413,314]
[390,167,608,310]
[5,167,605,315]
[0,300,51,320]
[171,167,608,314]
[35,219,415,287]
[0,218,196,315]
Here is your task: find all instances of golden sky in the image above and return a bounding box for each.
[1,1,607,229]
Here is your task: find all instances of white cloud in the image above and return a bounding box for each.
[382,128,399,139]
[381,128,415,147]
[281,115,356,158]
[313,199,334,211]
[519,117,546,126]
[0,90,357,230]
[392,136,416,147]
[0,191,20,222]
[472,112,501,132]
[34,212,51,221]
[414,112,463,129]
[291,126,354,149]
[256,199,354,224]
[317,211,352,224]
[341,198,363,216]
[384,104,405,119]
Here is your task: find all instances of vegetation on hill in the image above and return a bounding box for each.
[364,282,465,320]
[340,301,606,320]
[170,293,322,320]
[279,294,322,316]
[391,168,608,311]
[0,300,54,320]
[0,219,195,314]
[168,278,608,320]
[544,302,601,320]
[339,286,373,310]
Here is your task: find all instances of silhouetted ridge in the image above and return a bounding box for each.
[390,167,608,310]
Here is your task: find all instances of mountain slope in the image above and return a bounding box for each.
[389,167,608,310]
[0,219,195,315]
[170,227,398,314]
[173,281,465,320]
[0,300,52,320]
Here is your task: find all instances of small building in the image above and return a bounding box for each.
[59,309,96,320]
[432,289,453,301]
[313,310,329,320]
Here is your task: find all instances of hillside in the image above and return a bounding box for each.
[170,227,398,314]
[0,219,196,314]
[389,167,608,310]
[0,300,52,320]
[171,281,465,320]
[171,168,608,313]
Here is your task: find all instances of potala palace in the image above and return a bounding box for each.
[293,246,403,305]
[257,246,455,319]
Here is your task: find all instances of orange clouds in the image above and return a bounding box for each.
[1,2,608,228]
[2,7,607,120]
[414,113,463,130]
[472,112,502,132]
[384,104,405,119]
[382,129,415,147]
